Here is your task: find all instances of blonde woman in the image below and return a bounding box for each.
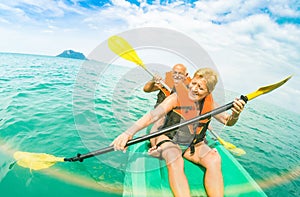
[112,68,245,197]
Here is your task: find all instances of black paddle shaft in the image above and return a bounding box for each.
[64,96,248,162]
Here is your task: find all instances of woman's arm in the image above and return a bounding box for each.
[214,98,246,126]
[111,93,178,151]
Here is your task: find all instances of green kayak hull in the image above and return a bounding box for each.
[122,136,267,197]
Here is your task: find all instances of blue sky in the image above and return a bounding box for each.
[0,0,299,113]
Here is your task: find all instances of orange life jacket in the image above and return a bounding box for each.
[159,71,192,97]
[155,71,191,107]
[173,82,214,134]
[163,82,214,146]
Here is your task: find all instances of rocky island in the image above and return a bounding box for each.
[56,50,87,60]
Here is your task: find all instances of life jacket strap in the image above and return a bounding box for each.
[186,119,211,155]
[155,139,175,148]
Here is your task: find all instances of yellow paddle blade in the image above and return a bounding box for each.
[246,75,292,101]
[228,147,246,156]
[209,130,246,156]
[218,138,246,156]
[219,139,246,156]
[218,137,236,149]
[13,151,64,170]
[108,35,145,68]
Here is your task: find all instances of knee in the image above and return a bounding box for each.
[167,156,184,171]
[201,149,222,170]
[162,148,183,167]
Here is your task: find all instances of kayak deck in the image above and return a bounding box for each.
[123,135,267,197]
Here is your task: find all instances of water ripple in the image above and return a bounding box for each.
[0,53,299,197]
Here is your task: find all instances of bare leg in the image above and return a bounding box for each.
[200,149,223,197]
[165,152,190,197]
[150,135,191,197]
[184,145,223,197]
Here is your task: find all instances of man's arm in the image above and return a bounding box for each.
[143,80,161,92]
[143,74,163,93]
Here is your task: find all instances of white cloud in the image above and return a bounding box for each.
[269,0,300,17]
[0,17,9,24]
[111,0,133,8]
[1,1,60,17]
[0,3,32,23]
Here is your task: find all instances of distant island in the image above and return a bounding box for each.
[56,50,87,60]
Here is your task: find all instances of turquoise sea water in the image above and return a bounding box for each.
[0,53,299,196]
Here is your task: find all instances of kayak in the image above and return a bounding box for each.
[122,132,267,197]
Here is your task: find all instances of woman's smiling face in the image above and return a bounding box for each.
[188,77,209,102]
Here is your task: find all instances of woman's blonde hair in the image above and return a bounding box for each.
[193,68,218,93]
